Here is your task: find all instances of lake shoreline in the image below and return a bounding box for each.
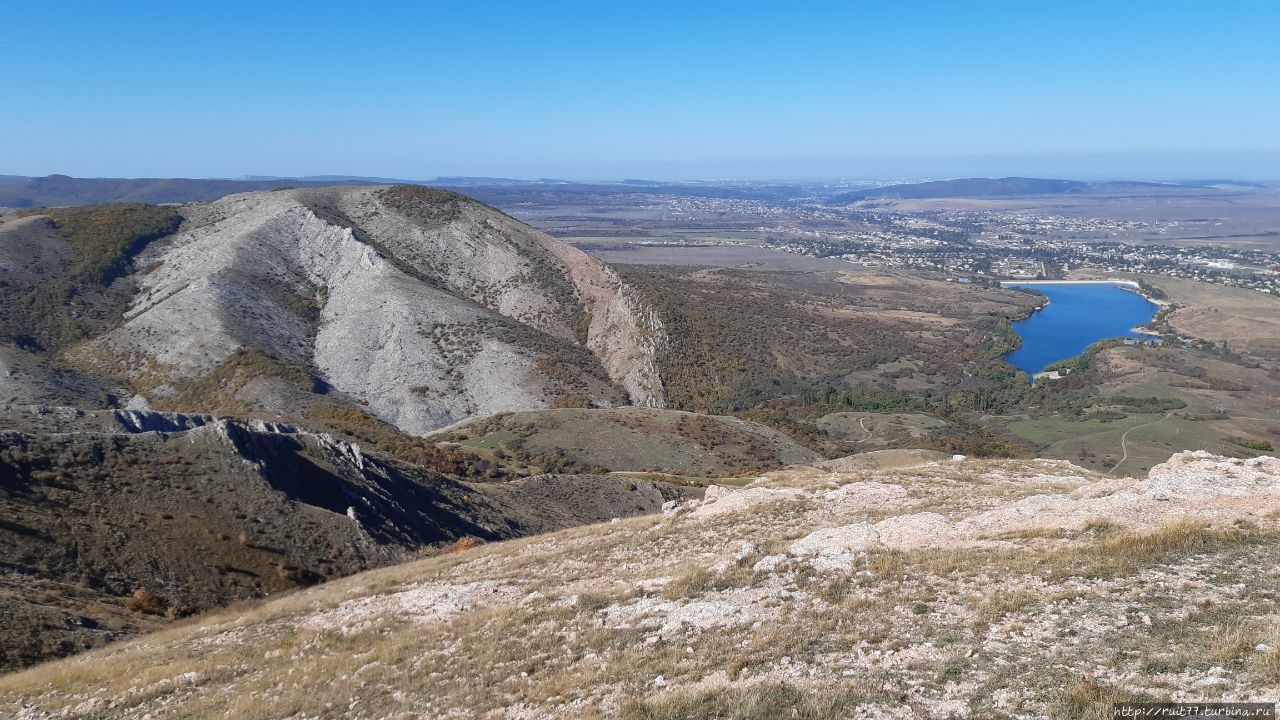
[1001,280,1161,377]
[1001,278,1170,309]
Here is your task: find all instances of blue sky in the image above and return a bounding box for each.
[3,1,1278,180]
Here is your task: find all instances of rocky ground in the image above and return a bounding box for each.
[0,405,692,673]
[4,449,1279,718]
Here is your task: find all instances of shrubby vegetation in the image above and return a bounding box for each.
[1136,278,1168,301]
[619,267,925,414]
[28,203,182,284]
[1230,437,1275,452]
[977,318,1022,358]
[1107,396,1187,413]
[1043,339,1123,376]
[379,185,466,224]
[924,422,1035,458]
[0,204,181,351]
[0,278,83,351]
[617,266,1041,457]
[305,401,503,478]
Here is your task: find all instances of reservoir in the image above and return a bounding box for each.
[1002,282,1159,377]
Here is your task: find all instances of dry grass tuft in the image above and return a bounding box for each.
[445,535,485,554]
[662,565,717,600]
[1052,677,1160,719]
[620,681,892,720]
[1209,619,1280,683]
[973,588,1040,631]
[123,589,171,616]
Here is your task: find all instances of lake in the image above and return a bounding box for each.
[1002,282,1159,376]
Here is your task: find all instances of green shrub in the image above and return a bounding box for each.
[33,203,182,284]
[1230,437,1274,452]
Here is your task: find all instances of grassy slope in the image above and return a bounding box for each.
[438,407,822,478]
[6,457,1280,718]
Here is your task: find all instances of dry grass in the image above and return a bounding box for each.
[972,588,1040,631]
[620,681,895,720]
[1052,678,1160,720]
[867,518,1275,586]
[5,457,1280,718]
[1209,618,1280,683]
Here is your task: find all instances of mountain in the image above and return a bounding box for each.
[825,176,1232,204]
[828,177,1089,203]
[243,175,423,184]
[0,185,695,669]
[4,449,1277,716]
[8,185,665,434]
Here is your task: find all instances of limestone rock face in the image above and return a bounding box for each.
[72,186,666,433]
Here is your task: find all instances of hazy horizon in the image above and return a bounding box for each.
[10,149,1280,185]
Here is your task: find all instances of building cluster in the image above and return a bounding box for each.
[764,209,1280,294]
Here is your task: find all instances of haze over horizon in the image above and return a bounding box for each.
[3,1,1278,181]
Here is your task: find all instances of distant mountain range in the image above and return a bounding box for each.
[2,174,1267,211]
[0,174,397,208]
[825,176,1238,203]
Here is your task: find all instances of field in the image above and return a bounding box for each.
[569,237,849,271]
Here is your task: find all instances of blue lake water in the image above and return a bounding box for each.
[1003,282,1159,376]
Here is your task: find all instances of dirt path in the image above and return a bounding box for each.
[1108,413,1173,476]
[853,416,874,443]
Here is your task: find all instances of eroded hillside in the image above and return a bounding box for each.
[0,186,666,434]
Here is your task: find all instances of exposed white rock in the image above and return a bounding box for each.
[818,480,910,511]
[752,554,789,574]
[687,485,808,519]
[73,187,667,434]
[11,450,1280,719]
[962,451,1280,536]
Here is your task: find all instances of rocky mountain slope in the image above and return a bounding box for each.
[2,185,666,433]
[4,449,1278,718]
[0,405,691,672]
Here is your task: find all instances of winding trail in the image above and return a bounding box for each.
[1108,413,1173,476]
[853,416,874,443]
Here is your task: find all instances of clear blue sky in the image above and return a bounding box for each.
[3,0,1278,180]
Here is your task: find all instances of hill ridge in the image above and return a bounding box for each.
[59,185,665,434]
